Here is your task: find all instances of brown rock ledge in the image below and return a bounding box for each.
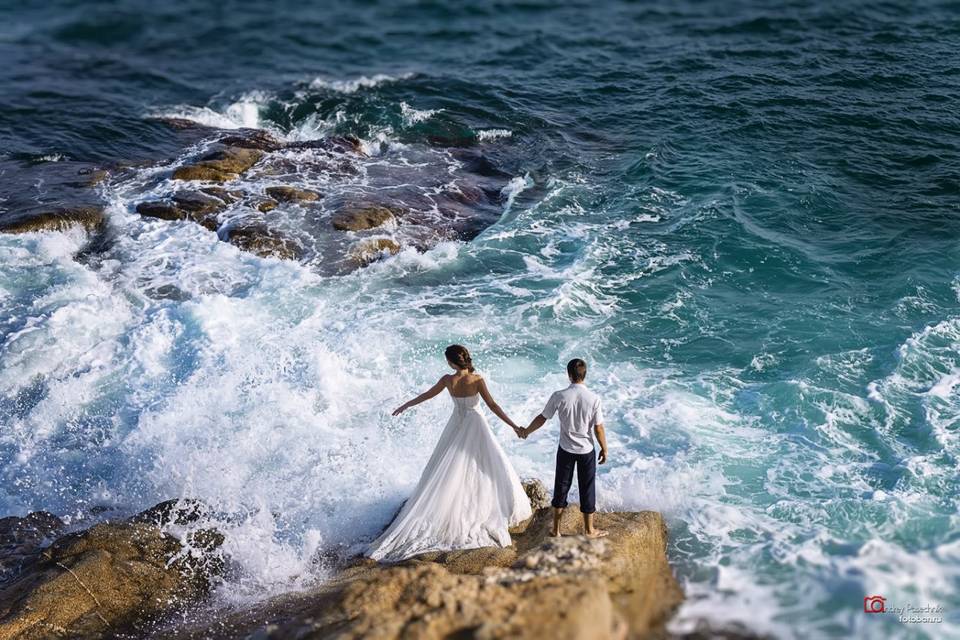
[331,204,397,231]
[0,207,105,234]
[172,146,264,183]
[157,481,683,640]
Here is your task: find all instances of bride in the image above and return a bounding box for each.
[367,345,533,562]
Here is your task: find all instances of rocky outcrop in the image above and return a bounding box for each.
[160,480,683,640]
[218,130,283,152]
[136,190,229,231]
[285,134,364,156]
[332,204,397,231]
[0,500,223,640]
[0,207,105,234]
[223,222,302,260]
[265,186,321,203]
[172,146,264,182]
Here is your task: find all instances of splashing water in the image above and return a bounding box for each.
[2,2,960,638]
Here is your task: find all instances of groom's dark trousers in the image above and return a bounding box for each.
[552,446,596,514]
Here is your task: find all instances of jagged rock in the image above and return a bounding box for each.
[136,201,183,221]
[77,167,109,187]
[264,186,321,203]
[172,191,227,216]
[224,223,301,260]
[0,500,224,640]
[331,204,396,231]
[522,478,551,512]
[218,130,283,152]
[0,207,105,234]
[348,238,400,266]
[255,199,278,213]
[130,498,210,528]
[284,135,364,155]
[172,146,264,183]
[0,512,65,586]
[135,195,222,232]
[159,495,682,640]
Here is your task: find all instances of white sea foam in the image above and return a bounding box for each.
[157,91,270,130]
[2,100,959,640]
[309,73,413,93]
[400,102,440,125]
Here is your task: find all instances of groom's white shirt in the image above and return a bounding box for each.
[541,383,604,455]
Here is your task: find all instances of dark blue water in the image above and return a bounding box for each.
[1,2,959,637]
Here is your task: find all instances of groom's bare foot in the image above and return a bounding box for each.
[585,528,608,539]
[549,528,563,537]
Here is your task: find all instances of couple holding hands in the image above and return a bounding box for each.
[367,345,609,563]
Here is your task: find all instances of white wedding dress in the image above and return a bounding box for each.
[367,393,533,562]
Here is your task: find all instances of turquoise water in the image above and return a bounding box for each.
[1,2,959,637]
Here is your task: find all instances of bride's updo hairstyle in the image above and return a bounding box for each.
[445,344,475,373]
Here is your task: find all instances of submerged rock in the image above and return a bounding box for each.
[0,207,105,234]
[159,480,683,640]
[264,186,321,203]
[199,186,242,204]
[0,500,224,640]
[77,167,109,187]
[255,199,278,213]
[331,204,397,231]
[172,146,264,182]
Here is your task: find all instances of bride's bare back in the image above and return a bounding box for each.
[445,371,484,397]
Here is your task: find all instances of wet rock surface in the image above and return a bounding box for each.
[0,500,224,640]
[264,186,321,203]
[223,221,303,260]
[331,204,397,231]
[0,207,105,234]
[172,146,264,182]
[0,121,516,275]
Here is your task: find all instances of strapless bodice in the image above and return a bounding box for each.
[450,393,481,413]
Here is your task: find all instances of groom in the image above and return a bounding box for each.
[519,358,609,538]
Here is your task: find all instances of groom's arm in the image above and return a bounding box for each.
[521,414,547,439]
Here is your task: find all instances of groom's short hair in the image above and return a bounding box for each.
[567,358,587,382]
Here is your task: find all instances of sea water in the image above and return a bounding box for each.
[1,2,959,638]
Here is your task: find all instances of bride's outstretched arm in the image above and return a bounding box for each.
[478,379,521,431]
[392,377,448,416]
